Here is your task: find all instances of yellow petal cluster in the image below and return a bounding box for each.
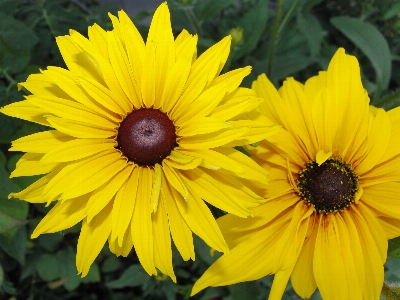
[193,48,400,300]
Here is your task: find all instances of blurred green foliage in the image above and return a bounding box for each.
[1,0,400,299]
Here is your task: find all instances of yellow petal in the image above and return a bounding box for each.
[131,167,156,275]
[107,31,140,109]
[172,36,231,116]
[86,164,133,222]
[180,168,252,217]
[88,23,108,58]
[348,205,385,299]
[151,164,162,212]
[43,67,115,119]
[355,108,391,174]
[146,2,175,108]
[178,127,248,150]
[41,138,116,163]
[76,74,129,116]
[56,35,103,84]
[160,178,194,261]
[46,116,115,139]
[177,117,230,136]
[152,190,176,282]
[60,151,127,201]
[77,203,112,276]
[172,184,228,253]
[11,153,60,178]
[31,195,87,238]
[290,224,317,298]
[162,161,188,200]
[9,130,74,153]
[363,182,400,219]
[0,100,50,126]
[108,227,133,257]
[192,220,285,296]
[315,149,332,166]
[313,214,349,300]
[111,168,139,245]
[9,173,57,203]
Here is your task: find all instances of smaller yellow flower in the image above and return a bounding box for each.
[192,48,400,300]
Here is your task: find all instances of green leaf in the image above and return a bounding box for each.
[102,255,122,273]
[0,226,27,265]
[384,2,400,21]
[0,264,3,288]
[234,0,269,59]
[57,247,81,291]
[37,254,60,281]
[37,233,64,252]
[0,197,28,220]
[375,90,400,110]
[200,0,237,20]
[228,281,261,300]
[297,11,326,57]
[0,150,5,166]
[0,12,39,51]
[331,16,391,89]
[81,263,100,283]
[0,211,28,234]
[106,264,149,289]
[388,237,400,260]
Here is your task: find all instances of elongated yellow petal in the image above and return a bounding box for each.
[32,195,87,238]
[192,220,286,296]
[11,153,60,178]
[355,108,391,174]
[146,2,175,108]
[0,100,50,126]
[152,191,176,282]
[131,167,156,275]
[290,224,317,298]
[56,35,104,84]
[28,95,117,128]
[10,130,74,153]
[60,152,127,201]
[111,168,139,245]
[109,227,133,257]
[86,164,133,222]
[180,168,252,217]
[107,31,140,109]
[77,203,112,276]
[41,139,116,163]
[161,177,194,261]
[313,214,349,300]
[177,117,230,136]
[172,184,228,254]
[9,172,57,203]
[162,161,188,200]
[179,127,248,150]
[348,206,384,300]
[46,116,115,139]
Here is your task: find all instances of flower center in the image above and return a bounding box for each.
[297,158,358,213]
[117,108,177,166]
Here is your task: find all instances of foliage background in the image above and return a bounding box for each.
[1,0,400,299]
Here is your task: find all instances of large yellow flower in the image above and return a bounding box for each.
[192,48,400,299]
[1,3,278,280]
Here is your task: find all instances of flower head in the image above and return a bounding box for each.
[1,3,278,280]
[192,48,400,299]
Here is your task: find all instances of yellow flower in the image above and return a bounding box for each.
[1,3,278,280]
[192,48,400,299]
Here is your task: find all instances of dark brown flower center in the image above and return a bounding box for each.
[117,108,177,166]
[297,158,358,213]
